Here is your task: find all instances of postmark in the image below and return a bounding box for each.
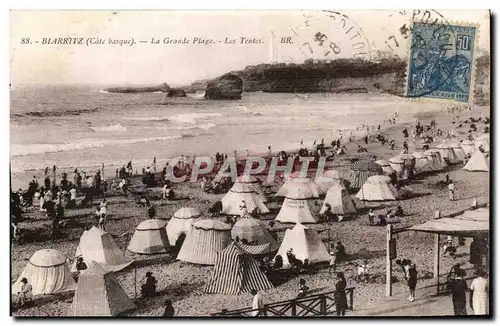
[406,21,478,103]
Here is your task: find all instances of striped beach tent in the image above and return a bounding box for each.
[71,227,132,273]
[127,219,169,254]
[461,139,476,156]
[221,182,270,216]
[436,143,459,164]
[319,182,357,215]
[355,175,399,202]
[412,151,434,173]
[69,261,135,316]
[375,159,394,175]
[345,160,383,189]
[204,242,273,295]
[231,217,279,252]
[423,150,444,171]
[236,175,268,203]
[425,149,448,169]
[166,207,201,246]
[177,219,232,265]
[275,186,318,224]
[12,249,76,296]
[448,142,466,162]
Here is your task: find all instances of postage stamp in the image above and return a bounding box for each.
[406,21,478,103]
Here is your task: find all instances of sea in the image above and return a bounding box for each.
[10,85,446,187]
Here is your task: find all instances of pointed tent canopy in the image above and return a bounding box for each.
[177,219,232,265]
[12,249,76,296]
[274,223,330,267]
[204,242,273,295]
[408,207,489,237]
[275,186,318,224]
[461,139,476,156]
[320,183,357,215]
[127,219,169,254]
[345,160,384,189]
[236,175,268,202]
[463,150,489,172]
[221,182,270,215]
[69,261,135,316]
[72,227,132,273]
[166,208,201,246]
[375,159,394,175]
[276,172,320,198]
[231,217,279,252]
[355,175,399,202]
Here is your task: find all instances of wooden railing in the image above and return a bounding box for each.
[211,288,355,317]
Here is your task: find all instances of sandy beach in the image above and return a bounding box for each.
[11,104,490,317]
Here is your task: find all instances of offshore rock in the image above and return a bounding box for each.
[204,74,243,100]
[166,89,187,97]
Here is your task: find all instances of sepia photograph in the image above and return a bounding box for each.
[9,9,491,317]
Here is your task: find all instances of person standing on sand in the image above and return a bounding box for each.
[251,289,263,316]
[368,209,375,226]
[470,269,488,315]
[449,268,468,315]
[448,181,455,201]
[407,264,417,302]
[163,299,175,317]
[335,272,348,316]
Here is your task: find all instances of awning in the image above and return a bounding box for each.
[408,207,490,237]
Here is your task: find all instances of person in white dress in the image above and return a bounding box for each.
[251,289,263,316]
[470,269,488,315]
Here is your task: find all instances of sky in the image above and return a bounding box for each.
[10,10,490,87]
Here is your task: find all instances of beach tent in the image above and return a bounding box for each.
[355,175,399,202]
[275,186,318,224]
[177,219,232,265]
[319,182,357,215]
[463,150,489,172]
[436,143,459,164]
[449,142,467,162]
[461,139,476,156]
[71,227,131,273]
[166,207,201,246]
[221,182,270,216]
[412,151,434,174]
[474,134,490,152]
[423,150,444,171]
[236,175,268,203]
[315,170,342,196]
[231,217,279,252]
[127,219,169,254]
[345,160,384,189]
[12,249,76,296]
[375,159,394,175]
[69,261,135,316]
[425,149,448,169]
[204,242,273,295]
[274,223,330,267]
[276,172,321,198]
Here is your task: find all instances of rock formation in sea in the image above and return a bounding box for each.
[105,82,171,93]
[204,74,243,100]
[166,89,187,97]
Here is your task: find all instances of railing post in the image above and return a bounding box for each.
[320,294,327,315]
[291,300,296,316]
[262,306,267,317]
[349,289,354,310]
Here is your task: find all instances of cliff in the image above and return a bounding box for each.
[204,74,243,100]
[105,82,170,93]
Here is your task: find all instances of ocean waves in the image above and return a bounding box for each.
[11,107,101,118]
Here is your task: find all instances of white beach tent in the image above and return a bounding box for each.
[388,156,404,174]
[474,134,490,152]
[166,207,201,246]
[177,219,232,265]
[12,249,76,296]
[231,217,279,252]
[375,159,394,175]
[436,143,459,164]
[425,149,448,169]
[71,227,132,273]
[204,242,273,295]
[274,223,330,268]
[127,219,169,254]
[463,150,489,172]
[236,175,267,203]
[315,169,342,196]
[319,182,357,215]
[355,175,399,202]
[423,150,443,171]
[275,185,318,224]
[276,172,321,198]
[461,139,476,156]
[412,151,434,173]
[221,182,270,216]
[69,261,135,316]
